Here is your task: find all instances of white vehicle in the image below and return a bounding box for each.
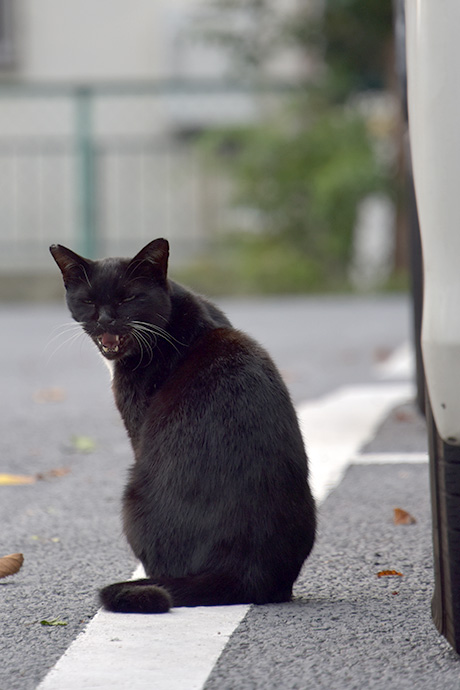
[405,0,460,653]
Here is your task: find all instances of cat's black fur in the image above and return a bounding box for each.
[50,238,316,613]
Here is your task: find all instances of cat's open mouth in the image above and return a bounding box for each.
[97,333,126,358]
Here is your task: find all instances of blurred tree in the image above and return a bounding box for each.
[200,0,394,93]
[197,0,400,290]
[202,102,390,285]
[295,0,394,98]
[197,0,282,77]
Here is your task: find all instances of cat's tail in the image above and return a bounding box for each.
[100,578,172,613]
[100,572,290,613]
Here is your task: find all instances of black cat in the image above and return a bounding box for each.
[50,238,316,613]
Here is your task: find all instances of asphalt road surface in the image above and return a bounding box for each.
[1,295,458,690]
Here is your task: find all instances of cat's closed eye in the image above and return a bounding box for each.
[121,295,136,303]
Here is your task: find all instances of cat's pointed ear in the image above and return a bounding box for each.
[49,244,93,287]
[128,238,169,282]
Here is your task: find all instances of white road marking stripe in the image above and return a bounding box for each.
[39,601,249,690]
[298,382,415,502]
[375,342,415,380]
[38,381,414,690]
[352,452,428,464]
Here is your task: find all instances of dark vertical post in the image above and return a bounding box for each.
[75,86,97,258]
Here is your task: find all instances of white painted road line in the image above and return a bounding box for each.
[352,452,428,464]
[375,342,415,380]
[297,382,415,502]
[38,381,415,690]
[38,602,249,690]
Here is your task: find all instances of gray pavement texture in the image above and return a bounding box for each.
[0,415,137,690]
[0,305,137,690]
[204,460,460,690]
[362,402,428,453]
[1,296,459,689]
[204,403,453,690]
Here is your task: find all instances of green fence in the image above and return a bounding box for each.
[0,80,281,270]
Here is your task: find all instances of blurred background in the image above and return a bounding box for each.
[0,0,407,299]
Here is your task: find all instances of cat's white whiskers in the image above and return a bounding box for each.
[130,326,155,369]
[130,331,143,370]
[132,320,183,342]
[133,325,173,355]
[131,329,152,371]
[48,321,79,334]
[45,329,86,364]
[130,320,185,354]
[43,323,84,357]
[45,323,82,345]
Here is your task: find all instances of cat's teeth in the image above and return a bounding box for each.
[102,344,119,353]
[99,334,121,354]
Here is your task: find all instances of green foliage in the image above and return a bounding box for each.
[203,0,394,97]
[195,0,398,293]
[300,0,394,99]
[198,0,282,77]
[175,233,339,296]
[201,102,390,286]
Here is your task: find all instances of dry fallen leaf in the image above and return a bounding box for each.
[40,618,67,627]
[0,552,24,579]
[394,507,417,525]
[377,569,403,578]
[0,473,36,486]
[34,387,66,404]
[36,467,71,481]
[394,409,416,424]
[373,346,392,363]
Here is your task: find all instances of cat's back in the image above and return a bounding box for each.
[157,325,289,414]
[145,324,307,476]
[126,315,315,581]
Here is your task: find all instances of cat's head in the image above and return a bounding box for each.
[50,238,172,361]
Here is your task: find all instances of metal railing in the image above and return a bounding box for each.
[0,80,285,270]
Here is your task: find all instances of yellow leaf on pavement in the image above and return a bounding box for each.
[71,435,96,453]
[0,473,36,485]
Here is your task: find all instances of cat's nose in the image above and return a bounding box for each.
[97,308,116,330]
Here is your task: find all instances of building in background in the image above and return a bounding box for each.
[0,0,306,276]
